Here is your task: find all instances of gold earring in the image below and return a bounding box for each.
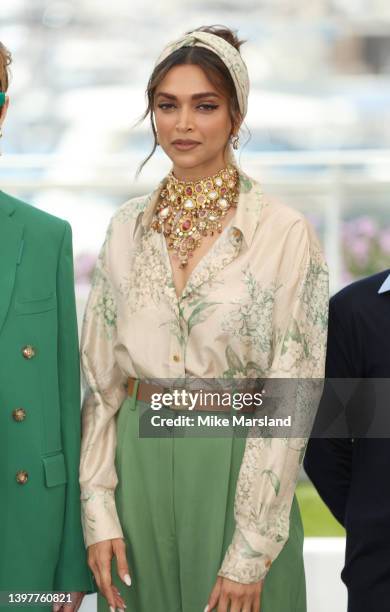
[231,134,239,150]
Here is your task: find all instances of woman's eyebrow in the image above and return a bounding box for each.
[156,91,220,100]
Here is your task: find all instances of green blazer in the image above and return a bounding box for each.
[0,191,94,599]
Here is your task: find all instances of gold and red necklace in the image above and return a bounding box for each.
[151,164,240,268]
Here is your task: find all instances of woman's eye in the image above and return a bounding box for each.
[157,103,218,111]
[198,104,218,111]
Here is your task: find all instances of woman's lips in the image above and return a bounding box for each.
[172,142,200,151]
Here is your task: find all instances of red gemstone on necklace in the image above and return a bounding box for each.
[220,187,227,195]
[182,219,192,231]
[185,186,193,196]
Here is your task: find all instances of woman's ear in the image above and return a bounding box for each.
[0,95,9,126]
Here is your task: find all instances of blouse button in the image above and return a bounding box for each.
[173,355,180,362]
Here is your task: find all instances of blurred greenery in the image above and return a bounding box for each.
[296,481,346,537]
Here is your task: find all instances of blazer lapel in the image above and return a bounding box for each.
[0,194,24,334]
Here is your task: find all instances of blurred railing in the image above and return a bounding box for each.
[1,150,390,294]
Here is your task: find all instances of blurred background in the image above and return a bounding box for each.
[2,1,390,610]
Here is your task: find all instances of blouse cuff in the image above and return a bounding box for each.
[81,487,124,548]
[217,526,284,584]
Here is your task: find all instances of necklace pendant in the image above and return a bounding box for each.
[152,164,239,265]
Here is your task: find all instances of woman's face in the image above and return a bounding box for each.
[154,64,235,181]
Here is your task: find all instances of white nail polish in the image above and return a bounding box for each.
[204,606,209,612]
[110,607,115,612]
[124,574,132,586]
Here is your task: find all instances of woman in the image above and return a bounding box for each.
[80,25,329,612]
[0,43,93,611]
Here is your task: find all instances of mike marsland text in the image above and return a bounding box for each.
[149,414,292,427]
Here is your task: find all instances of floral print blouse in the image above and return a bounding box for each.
[79,162,329,584]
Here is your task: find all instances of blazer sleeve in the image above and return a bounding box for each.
[218,218,329,584]
[304,294,358,526]
[79,215,127,548]
[53,222,94,592]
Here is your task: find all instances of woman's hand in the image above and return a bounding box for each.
[87,538,131,611]
[205,576,263,612]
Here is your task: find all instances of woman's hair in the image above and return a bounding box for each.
[0,42,12,91]
[134,25,247,178]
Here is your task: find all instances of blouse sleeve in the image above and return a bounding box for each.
[79,216,127,548]
[218,217,329,584]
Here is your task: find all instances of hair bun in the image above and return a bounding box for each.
[185,25,246,53]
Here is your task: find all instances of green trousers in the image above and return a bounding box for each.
[98,389,306,612]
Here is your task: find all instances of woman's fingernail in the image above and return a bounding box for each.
[110,607,115,612]
[204,606,209,612]
[124,574,132,586]
[53,605,60,612]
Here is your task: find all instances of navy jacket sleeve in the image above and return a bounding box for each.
[304,292,361,527]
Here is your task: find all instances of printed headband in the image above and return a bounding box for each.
[154,30,250,119]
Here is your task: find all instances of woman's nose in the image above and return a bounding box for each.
[176,107,193,131]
